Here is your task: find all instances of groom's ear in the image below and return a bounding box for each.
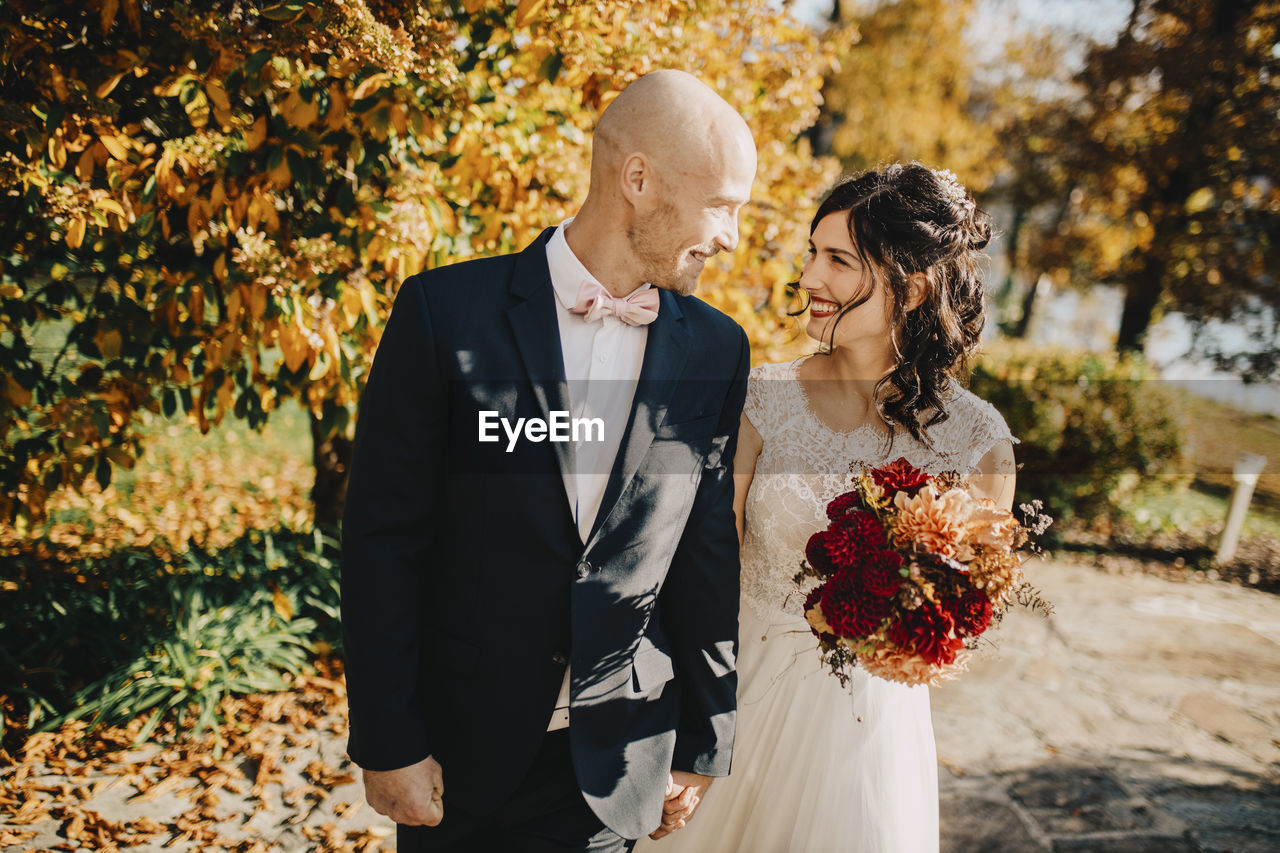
[619,153,652,205]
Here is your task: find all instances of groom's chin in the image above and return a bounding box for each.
[656,272,700,297]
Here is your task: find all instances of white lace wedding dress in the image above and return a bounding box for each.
[639,358,1016,853]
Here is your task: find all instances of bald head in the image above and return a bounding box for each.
[566,70,756,296]
[589,70,755,195]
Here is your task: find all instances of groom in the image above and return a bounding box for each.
[340,70,757,850]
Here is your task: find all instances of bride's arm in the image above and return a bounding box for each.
[731,413,764,545]
[967,439,1017,511]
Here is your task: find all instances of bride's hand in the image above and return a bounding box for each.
[649,771,714,840]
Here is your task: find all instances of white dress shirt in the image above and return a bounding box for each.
[544,219,650,730]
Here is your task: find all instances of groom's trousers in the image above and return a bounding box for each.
[395,729,636,853]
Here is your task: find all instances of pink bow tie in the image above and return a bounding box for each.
[570,279,660,326]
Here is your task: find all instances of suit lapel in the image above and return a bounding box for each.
[585,289,689,549]
[505,230,578,517]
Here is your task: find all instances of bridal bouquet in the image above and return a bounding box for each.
[798,457,1052,687]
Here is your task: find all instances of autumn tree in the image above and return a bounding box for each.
[0,0,845,528]
[1005,0,1280,365]
[814,0,1002,193]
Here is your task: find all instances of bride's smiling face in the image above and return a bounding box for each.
[799,213,894,349]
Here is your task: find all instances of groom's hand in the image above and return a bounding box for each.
[362,755,445,826]
[649,770,714,840]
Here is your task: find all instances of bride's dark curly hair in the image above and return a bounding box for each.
[796,162,993,447]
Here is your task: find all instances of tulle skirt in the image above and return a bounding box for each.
[637,602,939,853]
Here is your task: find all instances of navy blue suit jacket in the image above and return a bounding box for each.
[340,228,749,839]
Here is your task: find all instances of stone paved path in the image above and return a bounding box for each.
[933,560,1280,852]
[3,557,1277,851]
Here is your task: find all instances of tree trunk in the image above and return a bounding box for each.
[1010,275,1048,340]
[1116,261,1164,354]
[803,0,845,157]
[311,414,352,531]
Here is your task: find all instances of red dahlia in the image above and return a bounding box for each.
[947,589,994,637]
[871,457,930,496]
[820,569,892,639]
[822,510,887,569]
[887,601,964,666]
[806,531,833,574]
[826,491,863,522]
[861,550,905,598]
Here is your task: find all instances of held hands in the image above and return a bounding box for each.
[648,770,714,840]
[362,754,445,827]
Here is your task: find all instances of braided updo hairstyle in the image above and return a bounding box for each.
[800,162,993,446]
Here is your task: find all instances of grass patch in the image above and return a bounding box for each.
[1172,386,1280,510]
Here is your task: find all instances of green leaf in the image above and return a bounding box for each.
[538,50,563,83]
[259,3,305,22]
[244,49,272,78]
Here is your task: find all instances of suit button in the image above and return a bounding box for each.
[551,653,568,666]
[576,560,592,580]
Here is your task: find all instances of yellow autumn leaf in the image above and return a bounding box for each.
[65,217,87,249]
[183,88,210,127]
[515,0,547,28]
[96,71,127,99]
[325,86,348,130]
[94,197,127,219]
[351,72,390,101]
[104,446,136,468]
[76,148,95,182]
[360,282,379,324]
[281,90,319,129]
[94,328,123,359]
[47,134,67,169]
[100,0,120,33]
[268,157,292,188]
[247,284,267,321]
[205,79,231,112]
[279,324,308,373]
[189,285,205,328]
[244,115,268,151]
[308,351,330,381]
[270,582,293,621]
[99,132,129,161]
[4,375,32,408]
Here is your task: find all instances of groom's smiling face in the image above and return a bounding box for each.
[629,136,756,296]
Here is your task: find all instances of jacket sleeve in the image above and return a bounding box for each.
[340,275,445,771]
[659,326,750,776]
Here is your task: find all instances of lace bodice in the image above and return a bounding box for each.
[740,358,1018,620]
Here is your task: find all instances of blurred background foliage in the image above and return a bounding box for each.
[2,0,1278,748]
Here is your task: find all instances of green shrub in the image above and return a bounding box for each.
[0,526,340,746]
[967,342,1192,529]
[65,586,316,752]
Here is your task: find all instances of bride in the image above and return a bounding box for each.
[641,163,1017,852]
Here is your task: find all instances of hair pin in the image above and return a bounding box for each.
[932,168,975,214]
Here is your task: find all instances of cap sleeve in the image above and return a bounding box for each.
[741,360,796,441]
[959,393,1019,474]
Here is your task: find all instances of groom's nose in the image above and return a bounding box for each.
[713,218,740,254]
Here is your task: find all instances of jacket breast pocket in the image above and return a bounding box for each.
[631,646,675,694]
